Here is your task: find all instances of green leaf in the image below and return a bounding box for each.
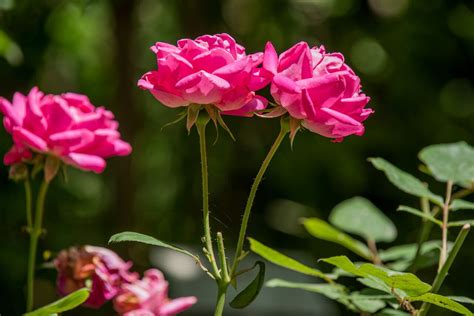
[320,256,364,276]
[109,231,199,261]
[419,142,474,183]
[408,293,473,315]
[358,265,431,297]
[229,261,265,309]
[369,158,443,205]
[379,241,441,262]
[321,256,431,297]
[248,238,328,280]
[357,277,395,295]
[24,288,89,316]
[451,199,474,211]
[266,278,365,312]
[329,197,397,243]
[376,308,410,316]
[449,296,474,305]
[397,206,442,226]
[379,241,442,271]
[350,292,387,313]
[448,220,474,227]
[302,218,373,260]
[266,278,346,300]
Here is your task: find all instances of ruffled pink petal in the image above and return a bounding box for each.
[64,153,106,173]
[278,41,309,71]
[263,41,278,75]
[175,71,230,104]
[158,296,197,316]
[192,48,235,73]
[222,95,268,117]
[13,127,48,152]
[272,74,301,93]
[49,129,95,154]
[0,97,22,126]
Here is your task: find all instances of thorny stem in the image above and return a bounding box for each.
[26,180,49,312]
[419,224,471,316]
[230,124,288,278]
[439,180,453,271]
[196,120,220,279]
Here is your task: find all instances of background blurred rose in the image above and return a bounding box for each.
[113,269,197,316]
[0,87,132,173]
[54,246,138,308]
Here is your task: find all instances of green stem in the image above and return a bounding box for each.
[217,232,230,283]
[24,176,33,232]
[26,180,49,312]
[196,120,220,278]
[410,197,433,273]
[439,180,453,271]
[214,283,228,316]
[230,124,288,278]
[418,224,470,316]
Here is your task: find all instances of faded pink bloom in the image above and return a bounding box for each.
[54,246,138,308]
[138,33,268,116]
[0,87,132,173]
[263,41,373,141]
[114,269,197,316]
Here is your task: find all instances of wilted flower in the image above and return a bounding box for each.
[262,41,373,142]
[54,246,138,308]
[138,33,268,117]
[114,269,197,316]
[0,87,132,175]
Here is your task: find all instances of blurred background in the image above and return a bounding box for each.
[1,0,474,315]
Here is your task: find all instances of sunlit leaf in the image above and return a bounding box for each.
[329,197,397,243]
[109,231,199,261]
[358,277,393,294]
[302,218,373,260]
[448,296,474,305]
[358,265,431,297]
[321,256,431,297]
[266,278,346,300]
[419,142,474,183]
[24,288,89,316]
[408,293,473,315]
[248,238,329,280]
[229,261,265,309]
[451,199,474,211]
[369,158,443,205]
[397,206,442,226]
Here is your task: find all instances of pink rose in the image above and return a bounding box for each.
[138,33,268,117]
[114,269,197,316]
[0,87,132,173]
[54,246,138,308]
[263,41,373,141]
